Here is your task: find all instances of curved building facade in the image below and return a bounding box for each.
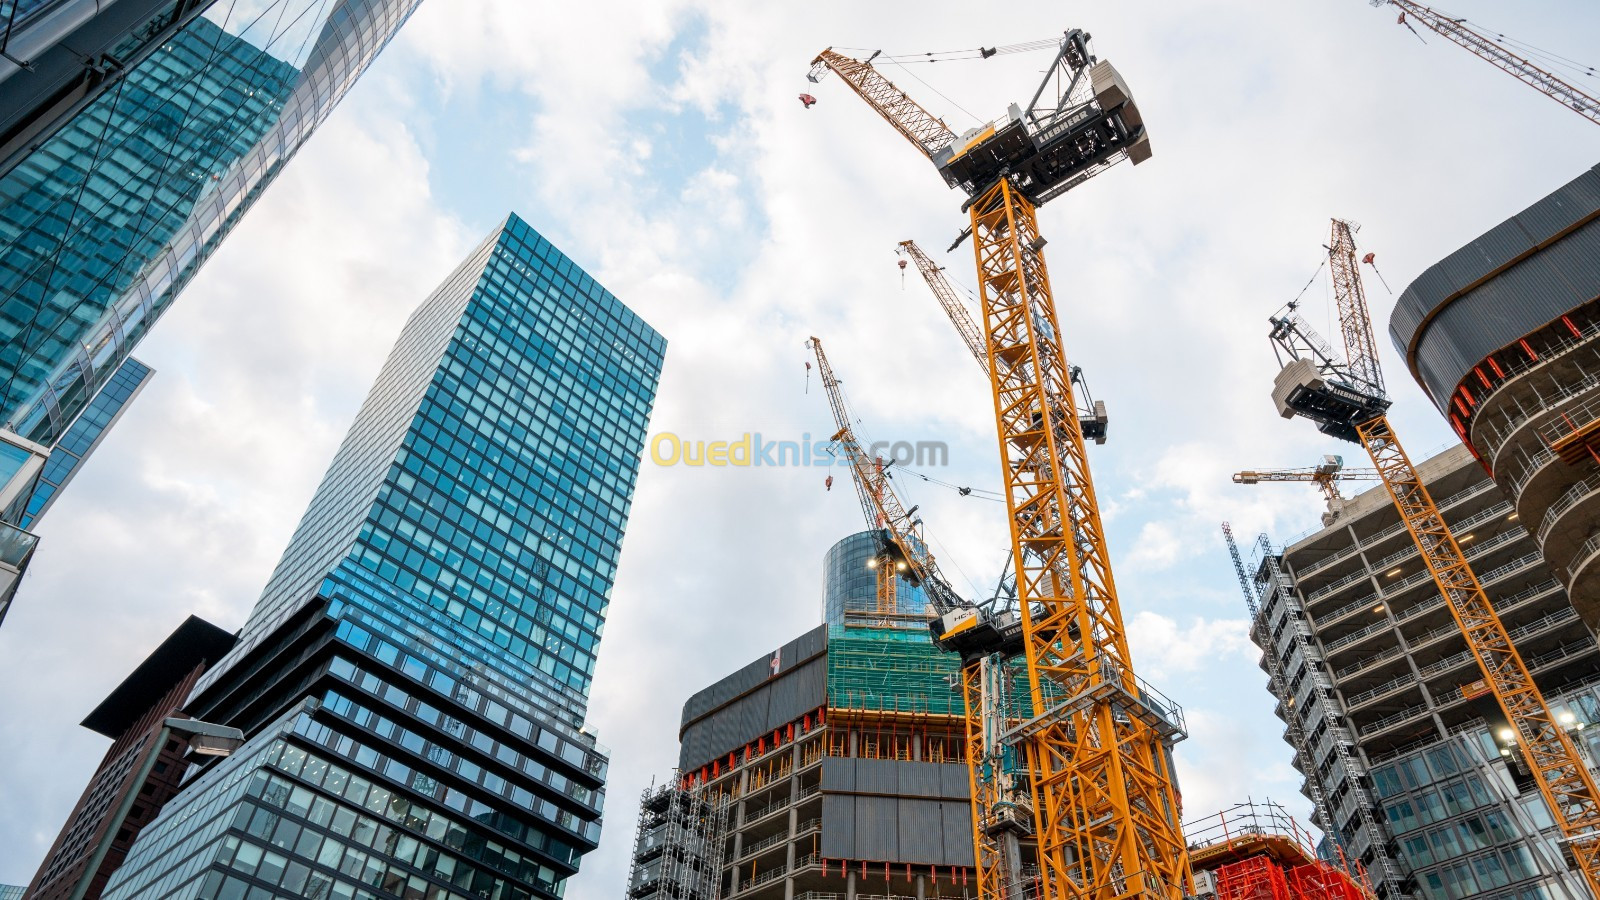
[823,531,929,627]
[1389,163,1600,629]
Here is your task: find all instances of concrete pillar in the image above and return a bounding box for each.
[848,869,858,900]
[850,728,859,757]
[916,872,927,900]
[913,731,923,762]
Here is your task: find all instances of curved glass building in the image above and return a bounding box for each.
[822,530,929,627]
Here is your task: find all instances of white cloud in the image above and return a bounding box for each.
[1128,611,1256,681]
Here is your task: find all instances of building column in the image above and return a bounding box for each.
[916,872,927,900]
[912,731,922,762]
[847,869,858,900]
[849,727,858,757]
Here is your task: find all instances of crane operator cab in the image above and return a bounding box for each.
[931,30,1151,205]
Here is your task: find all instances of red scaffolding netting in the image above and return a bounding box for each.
[1216,855,1292,900]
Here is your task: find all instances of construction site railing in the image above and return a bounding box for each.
[1539,474,1600,543]
[1479,363,1600,462]
[1568,532,1600,579]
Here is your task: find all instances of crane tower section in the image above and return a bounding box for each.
[809,29,1187,900]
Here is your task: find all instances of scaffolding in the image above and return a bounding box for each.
[1186,800,1375,900]
[627,776,729,900]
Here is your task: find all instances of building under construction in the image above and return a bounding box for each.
[1246,444,1600,900]
[1186,800,1375,900]
[623,531,1195,900]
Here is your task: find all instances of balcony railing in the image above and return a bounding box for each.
[1315,591,1383,628]
[1359,703,1431,738]
[1537,474,1600,544]
[1346,674,1421,709]
[1568,533,1600,579]
[1479,366,1600,462]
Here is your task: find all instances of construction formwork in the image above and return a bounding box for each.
[1186,800,1375,900]
[628,776,729,900]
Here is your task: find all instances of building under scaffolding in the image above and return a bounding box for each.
[628,779,729,900]
[1187,800,1375,900]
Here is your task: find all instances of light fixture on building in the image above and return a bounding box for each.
[1372,604,1385,614]
[1388,568,1402,577]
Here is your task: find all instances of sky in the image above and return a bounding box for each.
[1,0,1598,894]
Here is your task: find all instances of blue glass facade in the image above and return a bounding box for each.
[101,214,664,900]
[822,530,930,627]
[0,0,423,454]
[19,356,152,527]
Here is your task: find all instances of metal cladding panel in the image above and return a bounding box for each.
[941,801,976,866]
[898,760,943,798]
[1516,166,1600,239]
[1390,265,1460,350]
[1390,163,1600,402]
[856,758,900,794]
[856,795,900,859]
[899,798,946,862]
[821,794,856,858]
[822,757,857,792]
[1436,217,1532,292]
[940,763,970,798]
[795,625,828,660]
[767,656,826,730]
[1410,221,1600,404]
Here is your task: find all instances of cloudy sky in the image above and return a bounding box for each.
[2,0,1598,893]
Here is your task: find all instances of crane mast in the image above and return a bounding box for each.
[898,239,1108,444]
[1269,219,1600,893]
[810,33,1188,900]
[1374,0,1600,126]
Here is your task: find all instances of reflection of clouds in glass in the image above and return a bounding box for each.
[205,0,335,70]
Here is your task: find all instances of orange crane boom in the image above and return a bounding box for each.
[811,31,1186,900]
[1376,0,1600,126]
[1269,218,1600,895]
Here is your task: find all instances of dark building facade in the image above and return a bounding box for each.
[24,615,236,900]
[1388,163,1600,632]
[0,0,425,527]
[639,621,977,900]
[100,214,664,900]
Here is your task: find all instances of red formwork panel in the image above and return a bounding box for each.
[1286,862,1365,900]
[1216,855,1291,900]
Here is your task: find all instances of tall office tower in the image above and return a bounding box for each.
[1387,163,1600,633]
[0,0,425,528]
[1249,443,1600,900]
[24,616,237,900]
[99,215,665,900]
[0,0,218,173]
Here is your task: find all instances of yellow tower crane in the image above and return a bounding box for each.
[809,30,1188,900]
[1269,218,1600,892]
[898,239,1108,445]
[1231,455,1379,526]
[1371,1,1600,126]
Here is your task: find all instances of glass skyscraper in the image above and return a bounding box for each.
[18,356,153,527]
[0,0,425,503]
[99,214,665,900]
